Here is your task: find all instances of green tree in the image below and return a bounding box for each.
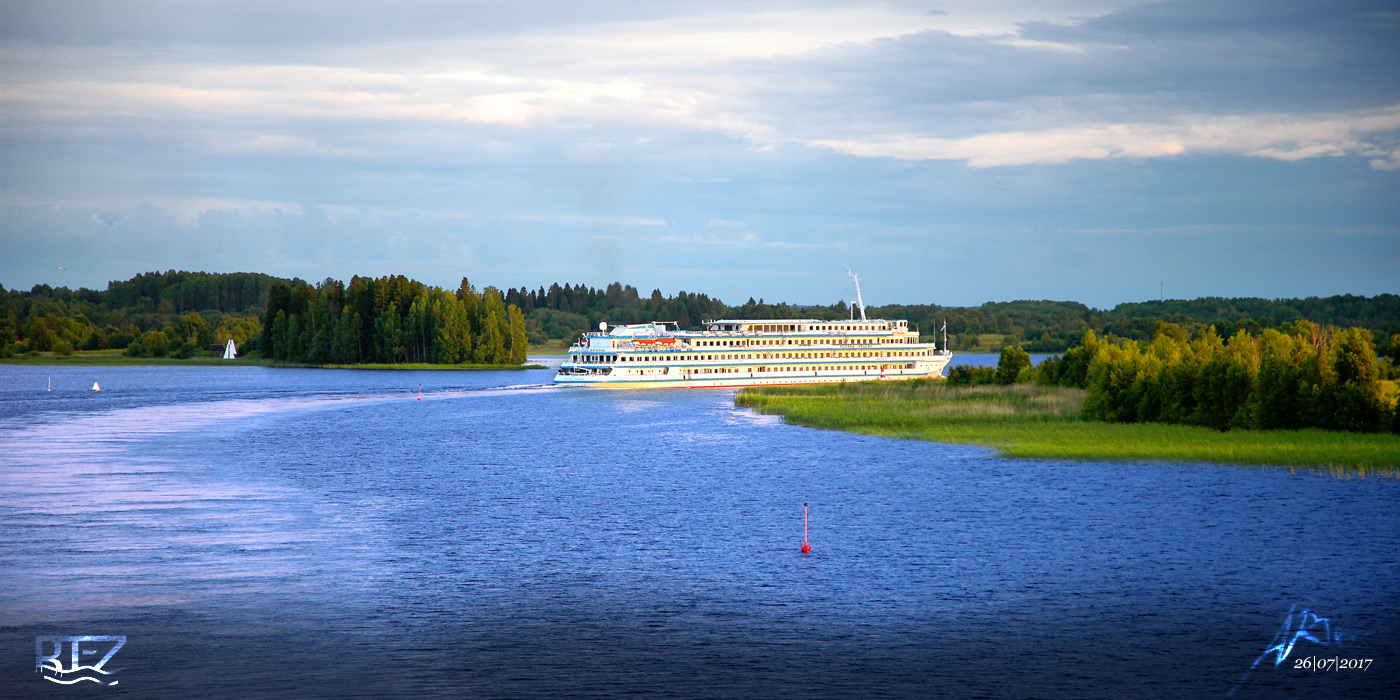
[1191,330,1258,430]
[375,303,402,363]
[506,305,529,364]
[434,292,471,364]
[1056,329,1100,388]
[947,365,996,386]
[1328,328,1387,431]
[996,345,1031,385]
[1249,330,1305,430]
[477,310,505,363]
[175,312,213,348]
[332,311,361,364]
[139,329,171,357]
[215,316,262,349]
[270,310,289,360]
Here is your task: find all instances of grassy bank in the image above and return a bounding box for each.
[0,349,542,370]
[735,381,1400,472]
[528,340,573,355]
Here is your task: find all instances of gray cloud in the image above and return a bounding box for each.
[730,0,1400,146]
[2,1,1396,305]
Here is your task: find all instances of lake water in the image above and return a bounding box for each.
[1,362,1397,698]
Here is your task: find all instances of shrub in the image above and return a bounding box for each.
[997,345,1031,385]
[947,365,997,386]
[140,330,171,357]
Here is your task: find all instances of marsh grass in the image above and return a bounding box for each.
[736,380,1400,473]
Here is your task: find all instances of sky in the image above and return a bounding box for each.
[1,0,1397,309]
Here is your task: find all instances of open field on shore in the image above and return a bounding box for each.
[0,349,541,370]
[527,340,573,355]
[735,381,1400,473]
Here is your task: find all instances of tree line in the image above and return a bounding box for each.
[1,271,276,358]
[261,276,528,365]
[972,322,1400,434]
[3,270,1397,369]
[499,282,1398,355]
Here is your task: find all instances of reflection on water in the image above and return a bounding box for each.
[0,365,1397,699]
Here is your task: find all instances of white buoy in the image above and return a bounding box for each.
[48,377,52,392]
[92,381,101,392]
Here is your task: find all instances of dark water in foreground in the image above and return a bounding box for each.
[1,363,1397,699]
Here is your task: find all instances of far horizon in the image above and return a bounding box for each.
[6,267,1397,313]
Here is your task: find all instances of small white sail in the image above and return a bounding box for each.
[222,339,238,359]
[92,381,101,392]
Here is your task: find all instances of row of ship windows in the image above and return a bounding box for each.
[692,337,907,347]
[578,350,931,364]
[686,364,915,374]
[716,324,898,333]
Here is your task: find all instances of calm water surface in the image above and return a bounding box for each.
[1,362,1397,698]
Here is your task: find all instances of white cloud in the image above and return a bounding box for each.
[802,105,1400,167]
[138,197,305,227]
[508,213,666,226]
[5,2,1395,171]
[1367,147,1400,171]
[657,232,846,250]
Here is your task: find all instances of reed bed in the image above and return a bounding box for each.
[735,381,1400,473]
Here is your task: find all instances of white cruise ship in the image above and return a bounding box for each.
[554,275,952,388]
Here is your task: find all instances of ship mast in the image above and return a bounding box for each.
[846,269,867,321]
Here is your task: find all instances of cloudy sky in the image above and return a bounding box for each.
[2,0,1397,308]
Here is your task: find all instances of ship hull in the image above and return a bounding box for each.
[555,355,952,389]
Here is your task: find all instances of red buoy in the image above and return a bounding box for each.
[801,503,812,553]
[417,384,422,401]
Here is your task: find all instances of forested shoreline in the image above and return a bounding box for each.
[955,322,1399,434]
[260,276,528,366]
[2,271,1397,370]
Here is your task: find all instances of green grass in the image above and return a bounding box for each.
[736,381,1400,473]
[1,349,542,370]
[920,333,1009,350]
[528,339,573,355]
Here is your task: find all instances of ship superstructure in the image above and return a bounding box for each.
[553,316,952,388]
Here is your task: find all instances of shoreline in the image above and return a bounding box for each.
[735,382,1400,473]
[0,351,543,370]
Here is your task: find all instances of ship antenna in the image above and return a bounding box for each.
[846,269,867,321]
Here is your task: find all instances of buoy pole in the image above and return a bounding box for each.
[417,384,422,401]
[801,503,811,553]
